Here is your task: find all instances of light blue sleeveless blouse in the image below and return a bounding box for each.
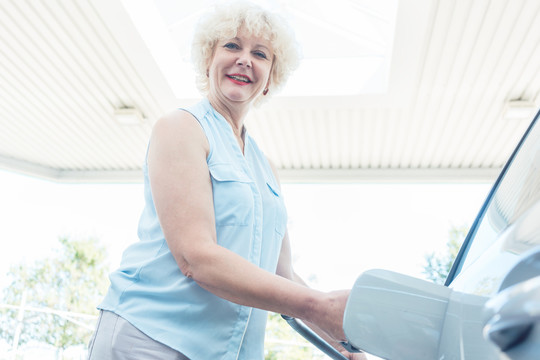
[99,98,288,359]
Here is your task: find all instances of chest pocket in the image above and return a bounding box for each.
[209,163,254,226]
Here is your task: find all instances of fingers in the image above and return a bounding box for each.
[341,351,368,360]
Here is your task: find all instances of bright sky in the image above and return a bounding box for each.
[0,169,491,292]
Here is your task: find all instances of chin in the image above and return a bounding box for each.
[220,85,253,100]
[225,93,252,103]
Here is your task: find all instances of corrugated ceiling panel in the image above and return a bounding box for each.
[0,0,538,182]
[417,0,471,168]
[464,0,536,168]
[399,0,445,169]
[228,0,539,181]
[314,109,332,169]
[14,1,125,169]
[443,0,505,168]
[0,0,158,174]
[346,110,362,169]
[425,0,487,169]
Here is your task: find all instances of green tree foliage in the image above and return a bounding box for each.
[0,237,109,354]
[423,225,468,284]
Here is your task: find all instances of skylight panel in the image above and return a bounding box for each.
[123,0,398,98]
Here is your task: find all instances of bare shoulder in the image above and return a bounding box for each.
[152,109,204,139]
[151,109,209,154]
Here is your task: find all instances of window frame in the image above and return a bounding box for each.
[445,109,540,286]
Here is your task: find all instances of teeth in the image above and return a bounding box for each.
[229,75,250,83]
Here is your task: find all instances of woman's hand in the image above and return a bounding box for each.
[305,289,370,359]
[310,289,351,342]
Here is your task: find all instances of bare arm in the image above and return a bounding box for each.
[147,111,347,341]
[269,161,365,359]
[275,231,366,359]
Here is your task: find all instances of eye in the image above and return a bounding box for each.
[224,42,240,50]
[253,51,268,60]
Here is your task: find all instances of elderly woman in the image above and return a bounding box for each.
[88,2,364,360]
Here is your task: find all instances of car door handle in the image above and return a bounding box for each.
[483,276,540,352]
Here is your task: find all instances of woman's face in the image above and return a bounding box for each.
[207,27,274,106]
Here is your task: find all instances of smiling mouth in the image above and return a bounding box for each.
[227,74,252,83]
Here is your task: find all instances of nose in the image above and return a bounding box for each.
[236,51,252,68]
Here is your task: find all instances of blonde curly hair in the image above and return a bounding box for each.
[191,1,301,105]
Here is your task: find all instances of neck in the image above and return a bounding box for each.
[208,96,250,137]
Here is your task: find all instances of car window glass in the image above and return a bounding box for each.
[451,115,540,284]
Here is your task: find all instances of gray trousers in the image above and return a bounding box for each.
[87,310,190,360]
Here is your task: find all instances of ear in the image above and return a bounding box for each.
[262,75,271,96]
[265,60,274,88]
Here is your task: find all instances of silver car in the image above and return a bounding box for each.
[285,108,540,359]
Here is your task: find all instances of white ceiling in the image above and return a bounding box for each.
[0,0,539,184]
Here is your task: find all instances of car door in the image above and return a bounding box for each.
[440,107,540,359]
[341,108,540,359]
